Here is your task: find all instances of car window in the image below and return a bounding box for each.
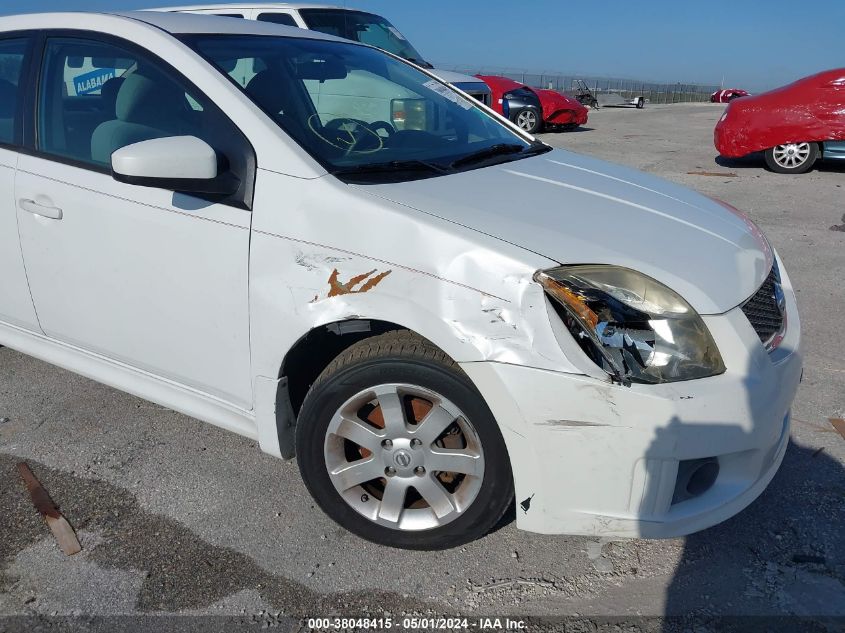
[0,38,29,146]
[213,13,245,18]
[37,37,232,170]
[257,13,298,27]
[186,35,538,182]
[297,9,427,64]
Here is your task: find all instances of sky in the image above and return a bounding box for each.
[1,0,843,91]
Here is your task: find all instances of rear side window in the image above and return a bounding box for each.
[0,38,29,146]
[257,13,298,27]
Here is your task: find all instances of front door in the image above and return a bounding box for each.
[15,34,255,408]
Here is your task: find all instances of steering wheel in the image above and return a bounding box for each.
[368,120,396,138]
[319,117,385,155]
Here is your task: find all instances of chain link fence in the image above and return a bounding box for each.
[442,66,720,104]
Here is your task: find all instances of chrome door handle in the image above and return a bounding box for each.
[19,198,63,220]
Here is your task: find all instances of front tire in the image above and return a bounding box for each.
[296,331,513,550]
[764,142,818,174]
[636,97,645,109]
[514,108,542,134]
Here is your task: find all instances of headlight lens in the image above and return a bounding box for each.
[536,265,725,384]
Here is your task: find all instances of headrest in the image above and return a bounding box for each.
[116,74,184,125]
[100,76,126,115]
[246,70,289,116]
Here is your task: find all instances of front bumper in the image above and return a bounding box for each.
[460,262,802,538]
[547,108,589,126]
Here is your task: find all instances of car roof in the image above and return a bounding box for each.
[0,10,346,39]
[118,9,339,37]
[155,3,358,11]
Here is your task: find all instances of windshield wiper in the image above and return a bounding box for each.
[332,159,450,180]
[449,142,549,170]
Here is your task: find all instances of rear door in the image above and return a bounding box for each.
[15,33,256,408]
[0,34,40,332]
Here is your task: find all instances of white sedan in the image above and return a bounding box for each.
[0,11,801,550]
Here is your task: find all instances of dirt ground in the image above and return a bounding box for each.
[1,103,843,630]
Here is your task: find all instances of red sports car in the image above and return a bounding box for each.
[714,69,845,173]
[710,89,750,103]
[476,75,588,134]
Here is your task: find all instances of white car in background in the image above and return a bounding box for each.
[0,11,801,550]
[155,3,492,106]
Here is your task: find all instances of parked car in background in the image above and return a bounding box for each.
[157,3,492,105]
[0,10,801,551]
[478,76,588,133]
[714,69,845,173]
[534,88,589,130]
[710,88,749,103]
[477,74,544,134]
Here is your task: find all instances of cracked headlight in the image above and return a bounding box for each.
[536,265,725,384]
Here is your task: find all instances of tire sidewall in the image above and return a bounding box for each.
[296,357,513,550]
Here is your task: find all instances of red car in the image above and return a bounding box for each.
[477,75,588,134]
[534,88,589,130]
[714,69,845,173]
[710,89,749,103]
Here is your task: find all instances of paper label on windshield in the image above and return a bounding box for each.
[424,79,474,110]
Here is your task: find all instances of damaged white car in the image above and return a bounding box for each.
[0,12,801,549]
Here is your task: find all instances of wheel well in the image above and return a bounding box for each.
[280,319,406,417]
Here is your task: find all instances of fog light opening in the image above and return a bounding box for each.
[672,457,720,505]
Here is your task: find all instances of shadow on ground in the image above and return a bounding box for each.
[543,126,595,134]
[0,453,427,614]
[663,440,844,630]
[716,153,845,174]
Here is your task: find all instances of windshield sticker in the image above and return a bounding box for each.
[423,79,473,110]
[387,26,408,41]
[73,68,117,95]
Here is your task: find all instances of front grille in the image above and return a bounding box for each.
[741,264,784,346]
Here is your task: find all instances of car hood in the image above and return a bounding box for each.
[358,149,773,314]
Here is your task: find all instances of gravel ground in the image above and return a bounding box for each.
[0,103,843,627]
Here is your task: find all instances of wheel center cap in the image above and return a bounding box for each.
[393,450,412,468]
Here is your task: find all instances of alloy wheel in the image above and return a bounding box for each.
[772,143,811,169]
[323,383,485,531]
[516,110,538,131]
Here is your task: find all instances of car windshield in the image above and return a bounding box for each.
[297,9,426,64]
[184,35,546,183]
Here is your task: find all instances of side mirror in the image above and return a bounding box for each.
[111,136,239,196]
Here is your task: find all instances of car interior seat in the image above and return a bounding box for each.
[100,76,126,119]
[245,69,295,123]
[90,73,189,165]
